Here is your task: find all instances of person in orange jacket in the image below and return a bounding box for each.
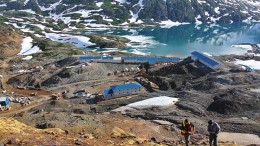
[181,119,195,146]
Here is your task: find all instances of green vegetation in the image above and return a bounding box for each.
[44,28,52,33]
[57,19,68,29]
[32,36,84,58]
[102,0,129,24]
[75,23,85,28]
[3,11,33,17]
[7,57,22,64]
[39,0,60,5]
[28,25,42,34]
[69,21,85,28]
[0,16,7,23]
[87,15,109,25]
[45,18,55,24]
[63,13,82,20]
[43,19,68,31]
[86,34,130,49]
[67,49,83,56]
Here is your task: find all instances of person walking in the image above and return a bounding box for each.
[181,119,195,146]
[208,119,221,146]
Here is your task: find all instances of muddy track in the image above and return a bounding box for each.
[0,95,51,117]
[1,57,51,96]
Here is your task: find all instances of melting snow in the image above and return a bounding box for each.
[96,2,103,7]
[18,37,41,55]
[20,9,36,14]
[234,59,260,70]
[128,96,178,108]
[129,0,144,23]
[214,7,220,14]
[231,44,253,51]
[24,0,30,5]
[114,0,126,3]
[22,56,33,60]
[160,20,189,28]
[203,52,212,56]
[123,35,160,49]
[38,0,62,11]
[45,33,95,48]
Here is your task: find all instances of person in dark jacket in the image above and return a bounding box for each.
[208,119,221,146]
[181,119,195,146]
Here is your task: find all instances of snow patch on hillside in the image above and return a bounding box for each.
[129,0,144,23]
[45,33,95,48]
[24,0,30,5]
[115,0,126,3]
[234,59,260,70]
[123,35,160,49]
[0,4,7,7]
[128,96,178,109]
[160,20,190,28]
[37,0,62,11]
[18,37,41,55]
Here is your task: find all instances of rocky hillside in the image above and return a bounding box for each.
[0,117,168,146]
[0,0,259,29]
[0,18,22,58]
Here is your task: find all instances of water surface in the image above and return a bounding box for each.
[81,23,260,57]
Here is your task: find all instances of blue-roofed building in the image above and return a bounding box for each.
[77,55,114,62]
[0,97,10,108]
[103,82,142,100]
[122,56,180,65]
[191,51,224,70]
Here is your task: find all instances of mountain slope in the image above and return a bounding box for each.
[0,18,22,58]
[0,0,259,28]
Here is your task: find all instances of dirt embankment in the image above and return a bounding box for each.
[0,24,22,58]
[0,116,166,146]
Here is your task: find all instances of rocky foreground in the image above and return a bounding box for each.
[1,52,260,145]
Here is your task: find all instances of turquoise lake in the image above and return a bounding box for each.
[82,23,260,57]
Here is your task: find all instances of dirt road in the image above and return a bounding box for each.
[219,132,260,145]
[0,95,51,117]
[0,58,51,116]
[0,57,51,96]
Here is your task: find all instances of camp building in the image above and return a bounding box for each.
[191,51,224,70]
[0,97,9,108]
[103,82,142,100]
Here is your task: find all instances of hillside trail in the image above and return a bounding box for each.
[0,57,51,95]
[0,95,51,117]
[0,57,52,116]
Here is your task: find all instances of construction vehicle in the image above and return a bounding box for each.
[30,92,38,96]
[0,105,10,111]
[51,93,63,100]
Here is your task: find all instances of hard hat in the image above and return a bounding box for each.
[208,119,213,124]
